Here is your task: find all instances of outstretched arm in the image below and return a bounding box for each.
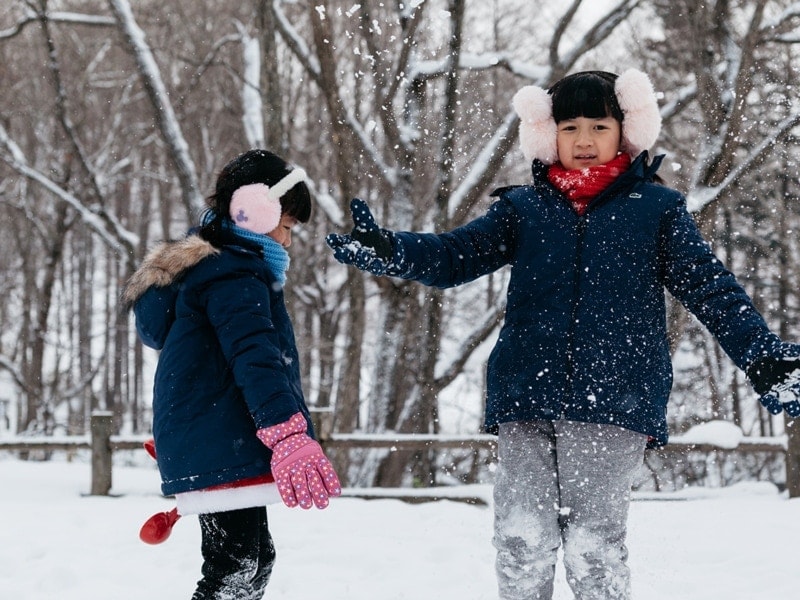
[327,197,517,288]
[661,200,800,417]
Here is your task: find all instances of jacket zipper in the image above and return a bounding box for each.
[563,214,588,418]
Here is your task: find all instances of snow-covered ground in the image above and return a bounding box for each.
[1,457,798,600]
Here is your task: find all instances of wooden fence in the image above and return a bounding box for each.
[0,411,153,495]
[0,410,788,497]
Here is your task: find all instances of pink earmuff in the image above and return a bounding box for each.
[229,183,282,235]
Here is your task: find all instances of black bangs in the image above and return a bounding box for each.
[281,183,312,224]
[549,71,623,124]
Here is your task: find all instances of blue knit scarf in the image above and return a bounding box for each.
[203,211,290,285]
[229,223,290,285]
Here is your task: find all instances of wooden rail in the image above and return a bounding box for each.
[0,412,151,495]
[0,411,787,496]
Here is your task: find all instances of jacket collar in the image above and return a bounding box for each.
[531,151,662,183]
[523,151,664,214]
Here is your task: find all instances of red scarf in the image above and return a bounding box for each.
[547,153,631,215]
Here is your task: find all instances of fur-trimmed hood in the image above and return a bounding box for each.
[123,236,219,308]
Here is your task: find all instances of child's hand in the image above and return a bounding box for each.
[257,413,342,509]
[326,198,405,276]
[747,350,800,417]
[347,197,394,259]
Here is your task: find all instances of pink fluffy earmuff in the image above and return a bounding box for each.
[512,68,661,165]
[229,168,308,234]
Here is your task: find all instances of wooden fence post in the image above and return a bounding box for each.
[90,411,114,495]
[787,424,800,498]
[310,407,334,444]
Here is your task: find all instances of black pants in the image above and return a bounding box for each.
[191,507,275,600]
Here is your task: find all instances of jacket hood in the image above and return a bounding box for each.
[123,236,219,308]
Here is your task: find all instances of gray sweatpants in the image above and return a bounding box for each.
[493,420,647,600]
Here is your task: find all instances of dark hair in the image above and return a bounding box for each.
[200,149,311,247]
[549,71,623,124]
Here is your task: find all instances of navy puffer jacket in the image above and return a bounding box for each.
[125,236,311,495]
[394,153,778,445]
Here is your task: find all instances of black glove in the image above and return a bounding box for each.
[326,198,405,276]
[746,346,800,417]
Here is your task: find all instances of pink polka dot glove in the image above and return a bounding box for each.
[257,412,342,509]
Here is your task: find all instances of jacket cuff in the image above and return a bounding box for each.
[256,412,307,448]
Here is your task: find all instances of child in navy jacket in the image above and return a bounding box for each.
[326,70,800,599]
[126,149,341,599]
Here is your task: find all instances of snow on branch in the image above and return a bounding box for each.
[759,3,800,42]
[0,10,115,39]
[411,52,547,82]
[343,111,396,188]
[559,0,642,71]
[399,0,427,20]
[659,82,697,122]
[434,299,506,389]
[0,354,30,395]
[311,186,345,228]
[768,33,800,43]
[40,11,117,26]
[448,111,519,222]
[272,0,322,82]
[761,2,800,30]
[107,0,204,220]
[0,122,138,263]
[235,24,266,149]
[686,110,800,213]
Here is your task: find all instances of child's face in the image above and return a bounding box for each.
[268,214,300,248]
[556,116,621,170]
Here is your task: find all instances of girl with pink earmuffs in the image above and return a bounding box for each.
[327,70,800,598]
[125,149,341,599]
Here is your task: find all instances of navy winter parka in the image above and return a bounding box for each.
[394,153,779,445]
[125,236,312,496]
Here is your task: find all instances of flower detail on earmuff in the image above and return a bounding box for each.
[229,183,281,234]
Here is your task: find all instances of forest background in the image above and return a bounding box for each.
[0,0,799,490]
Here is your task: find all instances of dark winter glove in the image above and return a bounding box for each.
[326,198,406,276]
[746,346,800,417]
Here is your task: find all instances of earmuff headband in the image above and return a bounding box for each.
[267,167,307,203]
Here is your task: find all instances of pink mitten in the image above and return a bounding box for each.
[257,412,342,509]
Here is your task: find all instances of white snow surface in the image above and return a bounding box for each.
[1,457,799,599]
[670,419,744,449]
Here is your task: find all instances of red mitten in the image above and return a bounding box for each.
[139,439,182,544]
[140,507,181,544]
[143,438,157,460]
[257,412,342,509]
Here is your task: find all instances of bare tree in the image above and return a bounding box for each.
[646,0,800,494]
